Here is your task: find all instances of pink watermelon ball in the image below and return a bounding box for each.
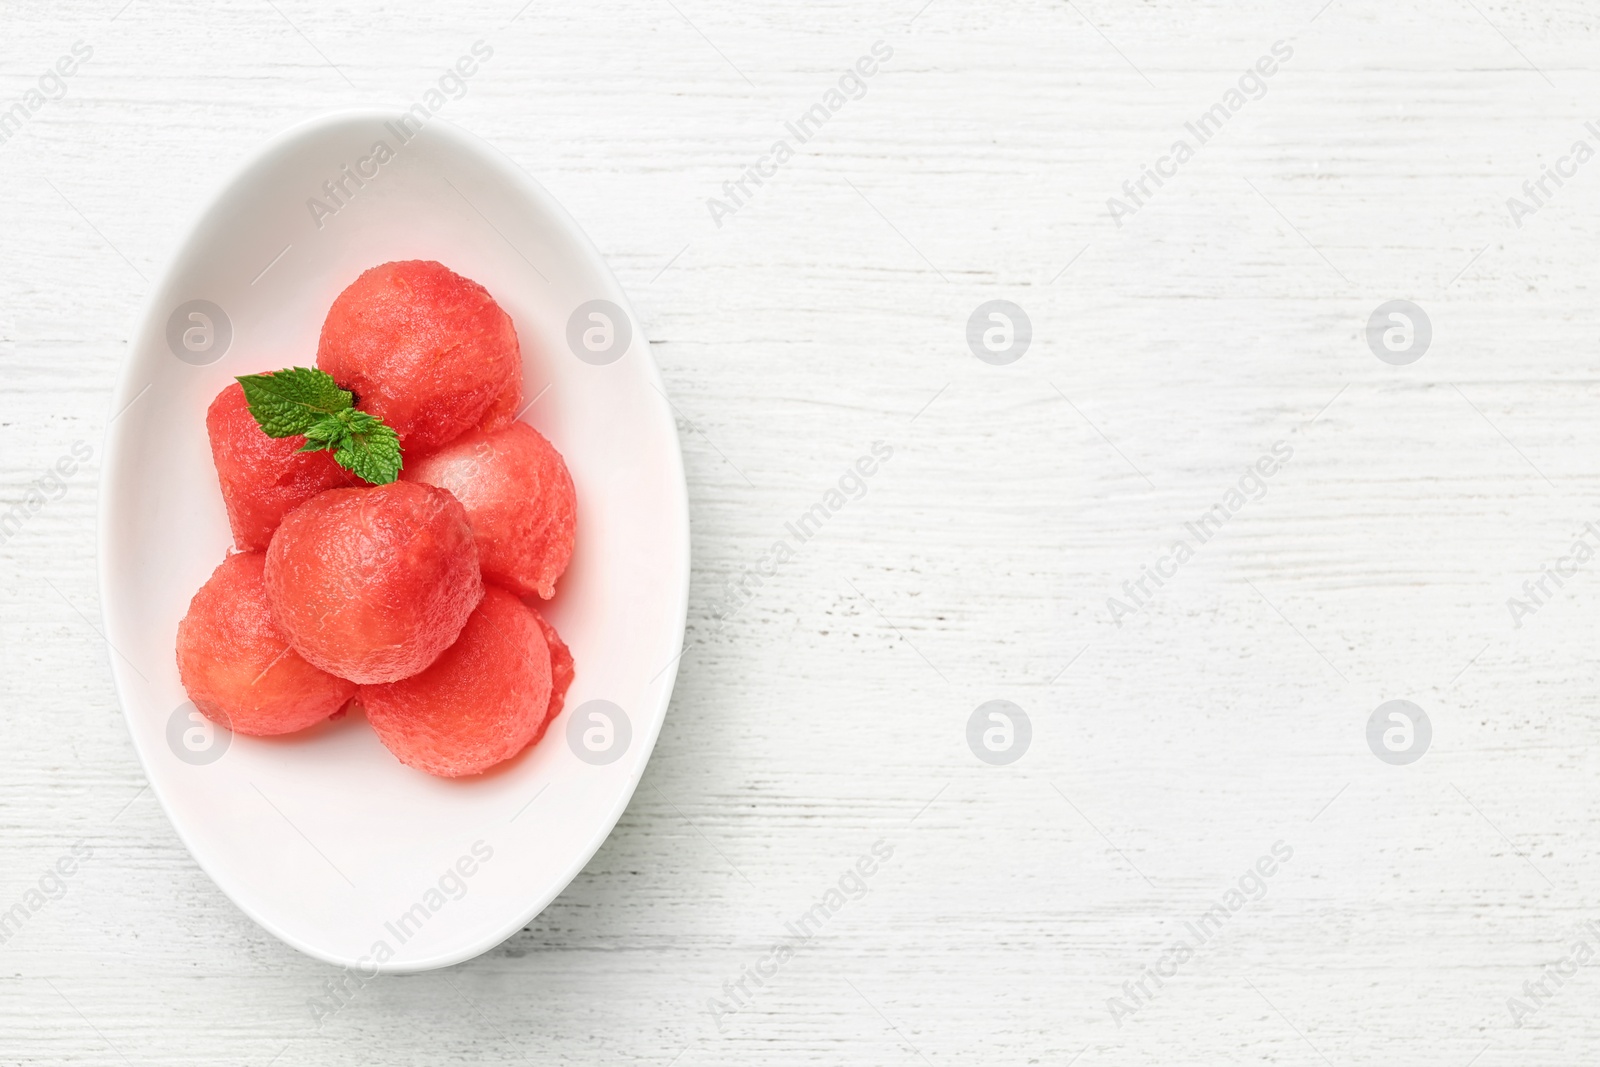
[176,552,355,735]
[207,382,355,551]
[530,607,574,736]
[264,482,483,684]
[476,372,523,434]
[361,585,553,777]
[316,260,520,455]
[402,422,576,599]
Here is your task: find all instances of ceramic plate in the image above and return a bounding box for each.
[98,110,689,972]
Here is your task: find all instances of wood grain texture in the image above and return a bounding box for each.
[4,0,1600,1062]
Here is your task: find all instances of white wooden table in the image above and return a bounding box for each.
[4,0,1599,1062]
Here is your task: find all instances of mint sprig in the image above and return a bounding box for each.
[236,367,402,485]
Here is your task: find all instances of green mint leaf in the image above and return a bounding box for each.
[239,367,403,484]
[296,411,350,449]
[334,419,402,485]
[236,367,354,438]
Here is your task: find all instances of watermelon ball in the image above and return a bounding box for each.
[530,608,574,734]
[316,260,520,455]
[207,382,355,551]
[176,552,355,736]
[403,422,575,599]
[475,372,524,435]
[265,482,483,684]
[362,585,553,777]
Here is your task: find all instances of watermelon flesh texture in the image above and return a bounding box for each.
[403,422,575,600]
[176,551,356,735]
[361,585,554,777]
[206,382,356,551]
[264,482,484,685]
[316,259,521,455]
[530,607,574,735]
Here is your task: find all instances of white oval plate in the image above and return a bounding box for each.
[98,111,689,972]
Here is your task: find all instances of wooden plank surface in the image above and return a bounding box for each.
[4,0,1600,1062]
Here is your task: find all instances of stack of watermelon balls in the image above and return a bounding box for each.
[175,260,577,778]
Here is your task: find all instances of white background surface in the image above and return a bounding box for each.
[3,1,1599,1064]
